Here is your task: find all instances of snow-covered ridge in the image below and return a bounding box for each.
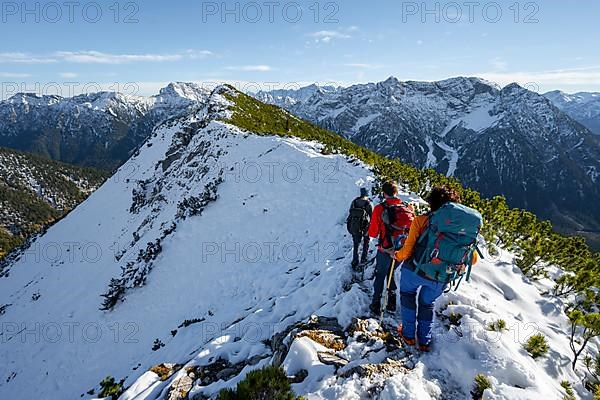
[0,85,592,400]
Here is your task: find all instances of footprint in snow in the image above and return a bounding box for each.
[496,282,517,301]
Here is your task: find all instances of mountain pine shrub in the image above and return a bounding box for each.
[524,333,549,358]
[470,373,492,400]
[98,376,124,400]
[568,308,600,369]
[487,319,507,332]
[560,380,576,400]
[583,353,600,383]
[216,365,304,400]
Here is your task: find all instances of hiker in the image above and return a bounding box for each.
[393,186,481,351]
[346,188,373,268]
[367,181,414,315]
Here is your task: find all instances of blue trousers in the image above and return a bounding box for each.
[372,250,396,306]
[400,264,447,345]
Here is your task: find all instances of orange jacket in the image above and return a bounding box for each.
[394,214,478,264]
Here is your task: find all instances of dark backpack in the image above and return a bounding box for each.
[347,199,371,236]
[413,202,482,286]
[381,201,414,249]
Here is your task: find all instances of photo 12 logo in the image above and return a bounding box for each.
[401,2,540,24]
[1,1,140,24]
[1,82,140,100]
[201,1,340,24]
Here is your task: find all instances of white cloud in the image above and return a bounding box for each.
[225,65,272,72]
[478,65,600,91]
[344,63,383,69]
[55,51,183,64]
[308,29,353,43]
[59,72,78,78]
[490,57,508,71]
[0,52,56,64]
[185,49,214,59]
[0,72,32,78]
[0,50,214,64]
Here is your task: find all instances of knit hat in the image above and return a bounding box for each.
[360,188,369,197]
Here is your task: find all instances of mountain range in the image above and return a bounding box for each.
[2,78,600,250]
[544,90,600,135]
[0,85,591,400]
[255,77,600,248]
[0,83,211,171]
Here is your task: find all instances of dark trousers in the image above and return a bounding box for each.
[372,250,397,306]
[352,234,369,264]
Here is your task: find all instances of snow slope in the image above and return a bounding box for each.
[0,86,589,399]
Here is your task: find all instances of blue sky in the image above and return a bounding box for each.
[1,0,599,98]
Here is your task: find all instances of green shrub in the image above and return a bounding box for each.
[99,376,124,399]
[216,366,303,400]
[523,333,549,358]
[487,319,507,332]
[470,373,492,400]
[448,312,463,326]
[560,380,576,400]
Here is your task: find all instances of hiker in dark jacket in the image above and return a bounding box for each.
[394,186,479,352]
[348,188,373,268]
[367,181,413,315]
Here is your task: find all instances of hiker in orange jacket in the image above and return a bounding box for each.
[393,186,478,351]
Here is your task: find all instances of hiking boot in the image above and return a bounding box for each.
[397,324,416,346]
[360,255,368,264]
[418,343,431,352]
[351,259,359,268]
[386,291,397,312]
[369,302,381,315]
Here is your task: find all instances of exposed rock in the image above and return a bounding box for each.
[317,352,349,368]
[149,363,182,381]
[166,374,194,400]
[339,358,408,379]
[271,315,345,367]
[296,330,346,351]
[287,369,308,384]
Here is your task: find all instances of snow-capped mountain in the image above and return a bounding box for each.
[256,77,600,247]
[545,90,600,135]
[257,84,339,107]
[0,85,592,400]
[0,83,210,170]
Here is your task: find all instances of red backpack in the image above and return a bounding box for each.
[381,202,414,250]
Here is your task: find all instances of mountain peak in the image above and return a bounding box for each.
[382,76,402,86]
[6,92,63,106]
[153,82,212,108]
[502,82,525,92]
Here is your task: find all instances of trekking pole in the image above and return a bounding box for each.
[380,258,397,324]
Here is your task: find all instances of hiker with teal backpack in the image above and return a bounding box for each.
[367,182,414,316]
[346,188,373,269]
[393,186,482,352]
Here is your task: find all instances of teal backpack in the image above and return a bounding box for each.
[413,202,483,289]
